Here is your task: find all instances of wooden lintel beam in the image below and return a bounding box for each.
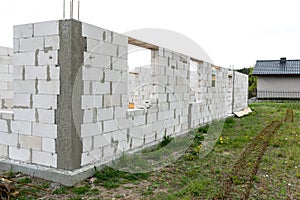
[129,71,139,75]
[128,37,159,50]
[191,57,204,64]
[212,65,221,70]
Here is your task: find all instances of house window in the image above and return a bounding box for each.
[211,69,216,87]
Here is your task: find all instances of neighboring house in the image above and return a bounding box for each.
[253,58,300,99]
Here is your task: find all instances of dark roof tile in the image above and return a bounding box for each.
[253,59,300,75]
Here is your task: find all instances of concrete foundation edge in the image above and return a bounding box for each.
[0,159,98,186]
[0,131,190,186]
[0,115,233,186]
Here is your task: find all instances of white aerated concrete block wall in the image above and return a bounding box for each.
[0,19,248,178]
[81,22,129,166]
[189,70,199,102]
[225,71,234,114]
[152,49,191,135]
[81,24,249,167]
[189,62,238,128]
[0,47,13,109]
[0,21,60,167]
[128,67,152,106]
[233,72,248,112]
[81,27,193,166]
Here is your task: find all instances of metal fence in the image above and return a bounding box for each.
[257,91,300,99]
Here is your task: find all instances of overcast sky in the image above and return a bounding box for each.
[1,0,300,69]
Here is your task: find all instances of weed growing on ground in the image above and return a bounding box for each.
[159,134,174,148]
[18,177,32,184]
[224,117,235,129]
[72,185,91,195]
[197,125,209,134]
[93,167,149,189]
[53,186,68,194]
[5,102,300,200]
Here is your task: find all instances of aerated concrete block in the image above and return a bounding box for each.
[20,37,44,52]
[94,133,111,149]
[19,135,42,150]
[81,123,102,137]
[32,122,57,138]
[11,121,31,135]
[14,24,33,38]
[9,147,31,162]
[32,150,57,167]
[42,138,56,153]
[34,21,59,37]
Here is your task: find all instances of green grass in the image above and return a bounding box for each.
[149,102,299,199]
[72,185,91,195]
[18,177,32,184]
[93,166,150,189]
[41,182,51,189]
[53,186,68,194]
[224,117,235,129]
[5,102,300,200]
[249,106,300,200]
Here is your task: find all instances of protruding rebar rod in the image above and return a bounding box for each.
[70,0,74,19]
[78,0,80,20]
[63,0,66,19]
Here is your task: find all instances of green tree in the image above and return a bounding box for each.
[237,67,257,98]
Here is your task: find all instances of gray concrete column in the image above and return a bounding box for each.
[56,19,85,170]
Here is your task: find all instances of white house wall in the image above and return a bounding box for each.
[258,77,300,91]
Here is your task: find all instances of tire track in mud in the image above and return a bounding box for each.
[215,109,293,200]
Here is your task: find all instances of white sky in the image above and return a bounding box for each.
[1,0,300,69]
